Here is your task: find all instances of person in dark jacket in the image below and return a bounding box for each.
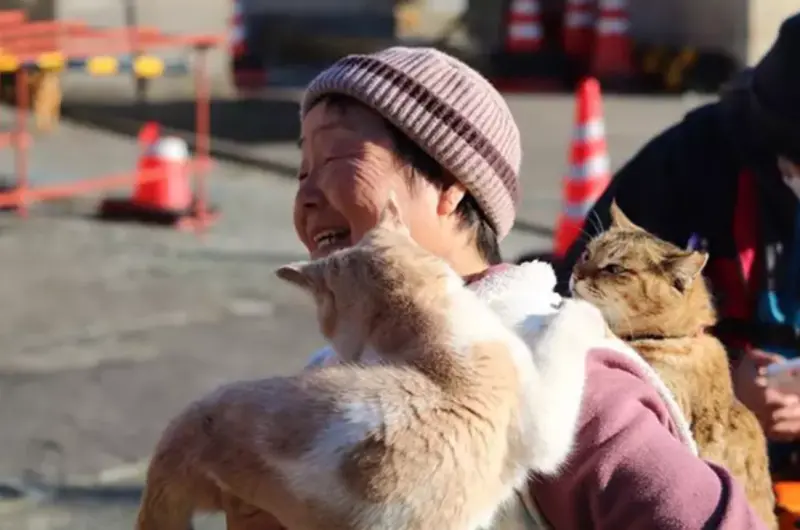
[556,11,800,486]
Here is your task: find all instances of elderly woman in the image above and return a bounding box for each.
[229,47,765,529]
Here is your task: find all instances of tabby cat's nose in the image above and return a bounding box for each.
[572,265,588,280]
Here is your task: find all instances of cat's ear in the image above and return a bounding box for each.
[667,251,709,291]
[609,201,642,231]
[378,190,407,232]
[275,262,314,290]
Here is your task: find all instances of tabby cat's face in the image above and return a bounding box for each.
[569,203,709,335]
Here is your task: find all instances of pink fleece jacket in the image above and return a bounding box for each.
[531,347,768,529]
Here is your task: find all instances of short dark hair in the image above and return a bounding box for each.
[315,94,503,265]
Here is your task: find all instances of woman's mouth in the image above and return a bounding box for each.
[312,228,351,255]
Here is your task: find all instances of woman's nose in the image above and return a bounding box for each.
[297,177,324,210]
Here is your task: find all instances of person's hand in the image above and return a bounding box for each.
[733,348,800,441]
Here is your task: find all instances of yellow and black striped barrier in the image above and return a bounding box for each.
[0,51,188,78]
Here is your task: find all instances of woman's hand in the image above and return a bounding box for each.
[733,348,800,441]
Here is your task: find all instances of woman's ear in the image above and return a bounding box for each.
[436,181,467,217]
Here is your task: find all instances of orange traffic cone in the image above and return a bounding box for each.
[98,122,218,229]
[229,0,246,58]
[504,0,544,53]
[132,135,192,212]
[553,77,610,258]
[591,0,634,83]
[563,0,595,62]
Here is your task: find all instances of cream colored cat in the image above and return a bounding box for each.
[135,193,601,530]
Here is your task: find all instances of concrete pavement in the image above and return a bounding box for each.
[0,92,709,529]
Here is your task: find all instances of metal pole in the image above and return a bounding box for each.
[123,0,147,104]
[15,68,29,218]
[193,46,210,235]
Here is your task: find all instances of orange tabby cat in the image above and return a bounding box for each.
[570,201,777,529]
[135,192,597,530]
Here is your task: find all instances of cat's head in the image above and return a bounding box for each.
[276,191,456,360]
[570,202,715,338]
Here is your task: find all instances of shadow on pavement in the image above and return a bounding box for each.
[0,480,143,508]
[61,97,301,179]
[175,248,308,265]
[42,484,143,504]
[64,98,301,145]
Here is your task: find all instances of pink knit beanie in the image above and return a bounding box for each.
[301,47,521,240]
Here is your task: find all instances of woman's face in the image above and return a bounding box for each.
[294,100,462,260]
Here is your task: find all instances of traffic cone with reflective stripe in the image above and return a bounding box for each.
[504,0,544,53]
[98,122,219,230]
[563,0,595,62]
[553,77,610,258]
[229,0,246,58]
[591,0,634,83]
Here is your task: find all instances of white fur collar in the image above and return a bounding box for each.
[471,261,563,337]
[307,261,697,458]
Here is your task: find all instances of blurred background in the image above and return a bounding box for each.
[0,0,795,528]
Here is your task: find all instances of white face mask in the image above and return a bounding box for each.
[778,157,800,200]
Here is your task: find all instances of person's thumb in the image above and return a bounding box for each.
[748,348,785,366]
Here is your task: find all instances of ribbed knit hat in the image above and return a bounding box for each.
[301,47,521,240]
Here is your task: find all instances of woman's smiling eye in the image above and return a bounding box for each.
[602,264,624,274]
[322,155,350,165]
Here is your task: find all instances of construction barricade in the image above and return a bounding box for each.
[0,9,222,235]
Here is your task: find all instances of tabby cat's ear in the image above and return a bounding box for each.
[378,190,408,232]
[275,262,314,290]
[667,251,709,292]
[609,201,642,231]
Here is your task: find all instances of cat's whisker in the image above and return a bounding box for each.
[577,226,596,244]
[588,210,604,238]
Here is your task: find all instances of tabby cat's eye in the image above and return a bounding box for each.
[602,264,624,274]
